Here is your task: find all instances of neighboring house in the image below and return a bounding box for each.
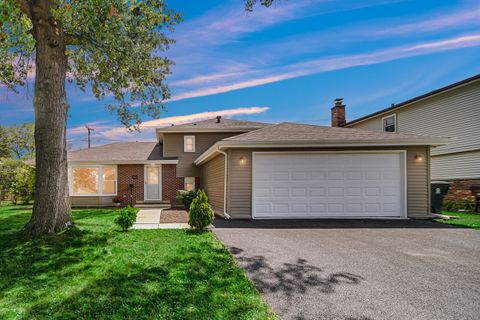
[68,116,446,219]
[342,74,480,205]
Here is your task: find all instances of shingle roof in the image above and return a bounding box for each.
[194,122,449,165]
[68,142,177,162]
[157,118,270,132]
[222,122,446,143]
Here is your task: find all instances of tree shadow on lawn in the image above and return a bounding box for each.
[0,227,110,294]
[23,240,274,320]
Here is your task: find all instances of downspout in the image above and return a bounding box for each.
[216,147,231,219]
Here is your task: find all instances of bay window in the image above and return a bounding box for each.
[70,165,117,196]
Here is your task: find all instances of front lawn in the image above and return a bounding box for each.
[434,211,480,230]
[0,203,275,320]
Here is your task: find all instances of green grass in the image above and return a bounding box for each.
[0,202,276,320]
[434,211,480,230]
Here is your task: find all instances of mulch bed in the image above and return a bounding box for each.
[160,209,189,223]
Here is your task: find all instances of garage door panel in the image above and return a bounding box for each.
[253,152,405,218]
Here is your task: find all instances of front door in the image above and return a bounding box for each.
[145,165,161,200]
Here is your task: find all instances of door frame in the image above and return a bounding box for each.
[251,150,408,219]
[144,164,162,201]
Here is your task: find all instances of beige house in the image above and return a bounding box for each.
[342,74,480,205]
[68,116,446,219]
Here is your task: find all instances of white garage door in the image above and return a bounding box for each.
[252,152,406,218]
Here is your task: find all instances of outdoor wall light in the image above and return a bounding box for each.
[239,156,246,165]
[414,154,424,161]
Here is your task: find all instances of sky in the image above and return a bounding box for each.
[1,0,479,149]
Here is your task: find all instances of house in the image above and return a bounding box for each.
[68,116,446,219]
[341,74,480,206]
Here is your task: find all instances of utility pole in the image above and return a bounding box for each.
[85,126,94,148]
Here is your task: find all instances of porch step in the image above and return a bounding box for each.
[135,200,171,209]
[136,200,171,205]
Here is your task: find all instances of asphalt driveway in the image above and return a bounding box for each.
[212,219,480,320]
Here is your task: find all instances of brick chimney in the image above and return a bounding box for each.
[216,115,222,123]
[331,98,346,127]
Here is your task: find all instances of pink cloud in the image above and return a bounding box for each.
[68,106,270,143]
[168,33,480,101]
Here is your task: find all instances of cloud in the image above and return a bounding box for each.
[168,34,480,101]
[371,6,480,36]
[67,106,270,144]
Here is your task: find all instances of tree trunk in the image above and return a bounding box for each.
[25,0,72,235]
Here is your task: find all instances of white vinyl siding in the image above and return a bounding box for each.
[348,81,480,180]
[431,151,480,180]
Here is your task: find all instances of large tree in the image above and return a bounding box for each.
[0,1,180,235]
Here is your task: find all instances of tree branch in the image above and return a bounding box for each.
[15,0,32,18]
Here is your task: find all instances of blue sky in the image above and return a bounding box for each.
[1,0,479,149]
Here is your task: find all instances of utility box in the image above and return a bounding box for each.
[431,181,450,213]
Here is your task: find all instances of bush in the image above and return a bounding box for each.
[11,164,35,204]
[188,189,214,230]
[114,206,138,232]
[176,190,196,210]
[443,199,476,213]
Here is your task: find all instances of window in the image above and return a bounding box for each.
[73,167,99,195]
[102,167,117,194]
[184,136,195,152]
[184,177,195,191]
[71,165,117,196]
[382,114,396,132]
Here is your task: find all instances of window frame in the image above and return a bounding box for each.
[184,135,196,153]
[69,165,118,196]
[184,177,195,191]
[382,114,397,133]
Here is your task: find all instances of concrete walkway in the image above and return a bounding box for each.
[132,209,189,229]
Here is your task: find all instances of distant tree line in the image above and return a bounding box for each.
[0,123,35,204]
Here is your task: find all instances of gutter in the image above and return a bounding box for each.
[195,138,450,165]
[216,147,231,220]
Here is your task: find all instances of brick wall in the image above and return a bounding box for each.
[161,164,201,206]
[118,165,144,206]
[118,164,201,207]
[162,164,184,206]
[444,179,480,202]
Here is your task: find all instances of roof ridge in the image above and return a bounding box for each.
[70,141,157,153]
[222,122,282,141]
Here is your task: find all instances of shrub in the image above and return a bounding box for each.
[443,199,476,213]
[11,164,35,204]
[176,190,196,210]
[114,206,138,232]
[188,189,214,230]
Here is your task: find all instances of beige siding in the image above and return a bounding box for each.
[406,146,430,217]
[227,149,252,219]
[163,132,244,177]
[226,146,430,219]
[200,154,225,216]
[347,81,480,180]
[71,196,114,207]
[431,150,480,180]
